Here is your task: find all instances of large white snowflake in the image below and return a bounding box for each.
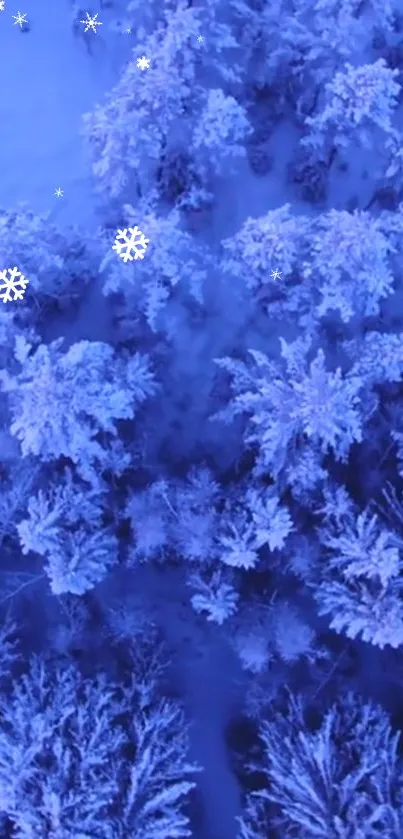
[0,267,29,302]
[80,12,103,33]
[112,227,149,263]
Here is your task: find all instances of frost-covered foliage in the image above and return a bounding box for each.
[0,616,19,685]
[127,469,292,582]
[1,338,155,481]
[215,338,363,479]
[305,209,397,321]
[189,570,240,624]
[126,467,220,563]
[101,204,209,330]
[17,470,117,594]
[345,331,403,386]
[0,207,99,305]
[316,491,403,647]
[238,692,403,838]
[304,59,401,153]
[0,657,198,838]
[83,1,239,197]
[221,204,310,292]
[191,89,252,175]
[218,485,293,568]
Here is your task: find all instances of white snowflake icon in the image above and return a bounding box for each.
[54,187,64,198]
[12,11,28,28]
[271,269,282,281]
[136,56,151,71]
[0,3,5,12]
[112,227,149,263]
[0,267,29,302]
[80,12,103,33]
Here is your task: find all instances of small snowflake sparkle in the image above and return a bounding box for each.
[197,35,203,42]
[0,3,5,12]
[80,12,103,33]
[271,269,282,280]
[12,10,27,28]
[0,267,29,302]
[54,187,64,198]
[136,56,151,71]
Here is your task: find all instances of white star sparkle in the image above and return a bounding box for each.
[136,56,151,71]
[197,35,203,42]
[12,11,27,28]
[54,187,64,198]
[271,269,282,281]
[0,3,5,12]
[80,11,103,33]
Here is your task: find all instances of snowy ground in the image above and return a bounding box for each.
[0,0,128,226]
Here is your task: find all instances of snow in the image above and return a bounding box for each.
[0,0,125,226]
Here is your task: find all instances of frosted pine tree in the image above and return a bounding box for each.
[304,209,396,322]
[1,338,155,481]
[221,204,310,294]
[191,89,252,176]
[304,59,400,154]
[0,657,198,837]
[215,338,363,480]
[316,494,403,648]
[238,692,403,837]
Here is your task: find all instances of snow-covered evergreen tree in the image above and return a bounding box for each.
[0,657,198,837]
[0,207,99,307]
[304,208,397,321]
[304,59,400,154]
[101,204,209,331]
[215,338,363,480]
[316,493,403,647]
[1,338,155,481]
[191,89,252,176]
[238,692,403,838]
[221,204,310,293]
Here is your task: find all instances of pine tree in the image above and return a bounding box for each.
[304,59,400,154]
[0,657,198,837]
[1,339,155,481]
[238,692,403,838]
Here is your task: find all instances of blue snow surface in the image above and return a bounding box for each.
[2,0,403,837]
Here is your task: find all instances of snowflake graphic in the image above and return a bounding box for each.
[271,269,282,280]
[197,35,203,42]
[112,227,149,263]
[12,11,28,28]
[54,187,64,198]
[0,3,5,12]
[80,12,103,33]
[0,267,29,302]
[137,56,151,71]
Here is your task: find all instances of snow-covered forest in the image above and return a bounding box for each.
[3,0,403,835]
